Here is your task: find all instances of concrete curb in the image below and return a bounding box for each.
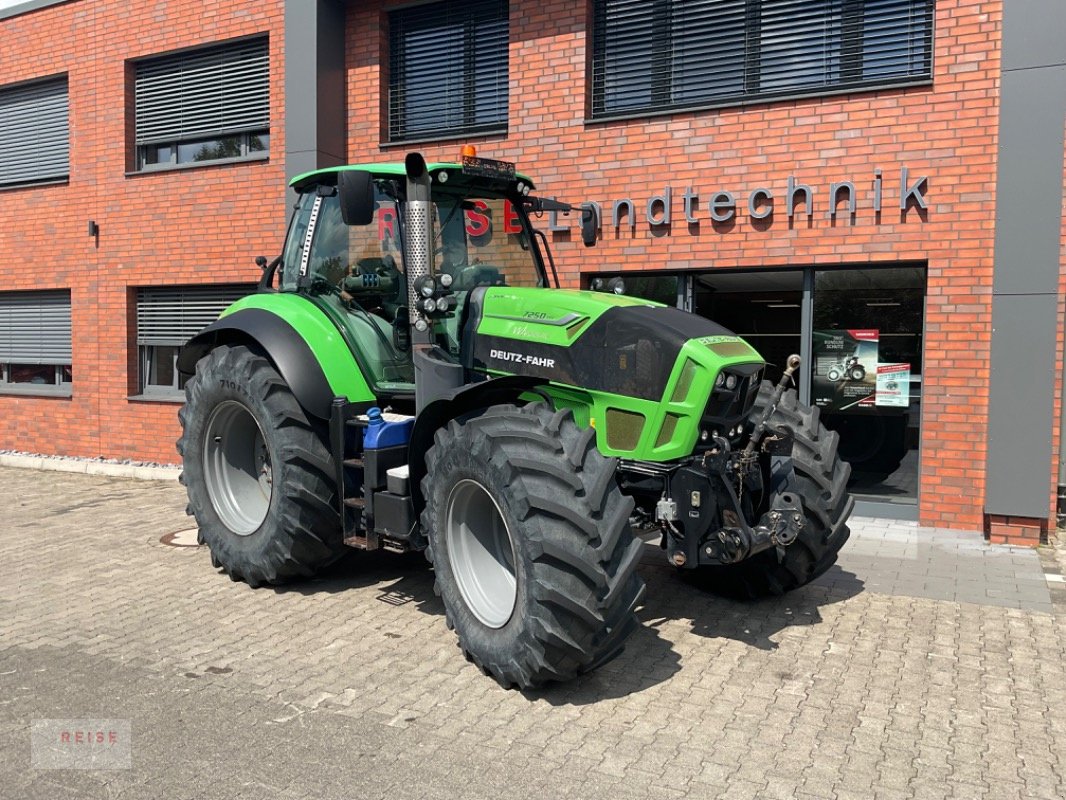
[0,453,181,482]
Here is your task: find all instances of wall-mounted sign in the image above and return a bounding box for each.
[549,167,928,236]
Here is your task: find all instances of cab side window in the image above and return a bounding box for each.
[279,194,314,290]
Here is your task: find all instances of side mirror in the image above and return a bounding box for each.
[580,203,599,247]
[337,171,375,226]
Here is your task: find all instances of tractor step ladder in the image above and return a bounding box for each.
[329,398,379,551]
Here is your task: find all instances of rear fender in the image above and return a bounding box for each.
[177,306,374,420]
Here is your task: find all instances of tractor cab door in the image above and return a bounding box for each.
[281,188,415,390]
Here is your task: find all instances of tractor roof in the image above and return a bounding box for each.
[289,162,535,193]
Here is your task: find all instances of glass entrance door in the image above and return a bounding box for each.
[812,266,924,503]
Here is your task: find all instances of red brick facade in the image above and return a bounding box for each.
[1,0,1062,540]
[0,0,286,464]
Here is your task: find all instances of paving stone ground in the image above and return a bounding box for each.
[2,465,1066,799]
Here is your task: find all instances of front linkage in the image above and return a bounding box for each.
[639,355,806,570]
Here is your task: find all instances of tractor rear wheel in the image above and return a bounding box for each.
[177,344,345,587]
[692,381,853,598]
[421,403,645,689]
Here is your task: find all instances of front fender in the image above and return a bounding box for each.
[408,375,543,512]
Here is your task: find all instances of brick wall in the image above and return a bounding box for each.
[347,0,1003,532]
[1,1,1042,538]
[0,0,287,464]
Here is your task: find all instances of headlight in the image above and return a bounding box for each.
[439,272,453,289]
[419,278,436,298]
[715,373,725,388]
[725,374,737,390]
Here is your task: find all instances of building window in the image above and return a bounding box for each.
[388,0,509,142]
[0,76,69,188]
[0,290,72,395]
[135,284,255,398]
[134,38,269,171]
[591,0,934,118]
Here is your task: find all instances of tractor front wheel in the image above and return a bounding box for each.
[421,403,645,689]
[177,344,345,587]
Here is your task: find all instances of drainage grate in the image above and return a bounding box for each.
[160,528,201,547]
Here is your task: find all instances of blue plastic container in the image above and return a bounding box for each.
[362,407,415,450]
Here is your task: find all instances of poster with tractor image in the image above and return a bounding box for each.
[812,329,879,412]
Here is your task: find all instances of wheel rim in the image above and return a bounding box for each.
[203,401,272,535]
[445,479,517,629]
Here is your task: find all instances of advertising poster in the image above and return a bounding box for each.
[875,363,911,407]
[812,329,879,412]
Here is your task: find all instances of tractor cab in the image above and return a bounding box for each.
[276,156,553,404]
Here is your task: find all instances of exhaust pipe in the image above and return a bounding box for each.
[404,152,433,342]
[403,152,464,411]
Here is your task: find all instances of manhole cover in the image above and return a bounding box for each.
[161,528,201,547]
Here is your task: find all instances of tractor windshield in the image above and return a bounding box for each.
[430,193,545,290]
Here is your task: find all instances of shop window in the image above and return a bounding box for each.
[133,38,269,171]
[135,285,255,398]
[621,264,927,507]
[590,0,934,118]
[0,76,69,188]
[0,290,72,396]
[812,266,924,503]
[388,0,509,142]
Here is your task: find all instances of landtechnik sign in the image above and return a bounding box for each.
[546,167,929,235]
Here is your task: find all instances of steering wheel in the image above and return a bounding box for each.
[308,274,341,297]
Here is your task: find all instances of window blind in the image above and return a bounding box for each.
[592,0,933,117]
[0,290,72,364]
[0,77,69,187]
[389,0,509,141]
[135,38,269,146]
[136,285,254,346]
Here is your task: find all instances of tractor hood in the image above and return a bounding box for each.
[465,287,764,403]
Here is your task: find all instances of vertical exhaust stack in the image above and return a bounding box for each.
[404,152,433,344]
[403,151,465,411]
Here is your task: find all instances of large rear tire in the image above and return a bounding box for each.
[692,381,853,598]
[177,344,345,587]
[421,403,645,689]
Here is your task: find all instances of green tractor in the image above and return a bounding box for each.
[177,152,852,688]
